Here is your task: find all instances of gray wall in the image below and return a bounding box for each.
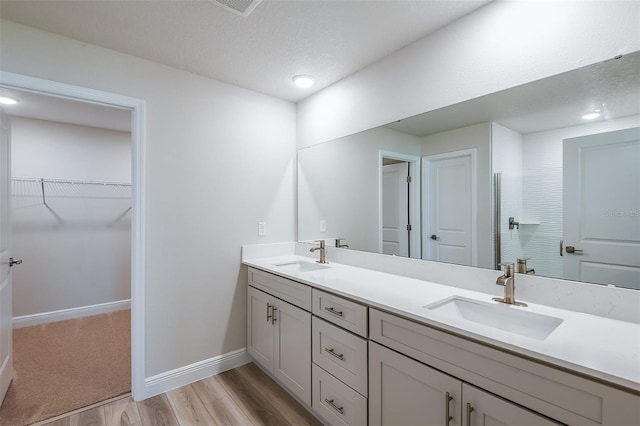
[1,20,297,377]
[297,1,640,147]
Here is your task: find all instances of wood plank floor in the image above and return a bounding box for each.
[37,363,321,426]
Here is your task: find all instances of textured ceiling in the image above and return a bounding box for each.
[0,0,491,102]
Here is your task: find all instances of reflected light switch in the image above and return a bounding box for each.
[258,221,267,236]
[320,220,327,233]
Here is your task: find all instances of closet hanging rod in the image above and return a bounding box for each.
[11,177,131,187]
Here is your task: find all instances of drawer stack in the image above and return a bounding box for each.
[311,289,368,425]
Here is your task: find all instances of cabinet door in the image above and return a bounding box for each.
[463,384,562,426]
[247,286,274,369]
[370,341,461,426]
[273,299,312,406]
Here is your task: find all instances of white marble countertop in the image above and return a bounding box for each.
[243,254,640,393]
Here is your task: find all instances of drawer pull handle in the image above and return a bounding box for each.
[324,348,345,361]
[324,398,344,415]
[324,306,344,317]
[466,403,474,426]
[266,303,273,323]
[445,392,453,425]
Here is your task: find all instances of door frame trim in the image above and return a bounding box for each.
[379,150,421,259]
[422,148,478,266]
[0,71,147,400]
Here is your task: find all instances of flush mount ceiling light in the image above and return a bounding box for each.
[292,75,315,89]
[0,95,20,105]
[581,111,601,120]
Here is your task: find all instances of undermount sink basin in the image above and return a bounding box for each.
[272,260,331,273]
[424,296,563,340]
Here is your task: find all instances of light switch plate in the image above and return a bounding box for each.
[320,220,327,233]
[258,221,267,236]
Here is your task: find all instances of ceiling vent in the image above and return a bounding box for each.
[209,0,263,17]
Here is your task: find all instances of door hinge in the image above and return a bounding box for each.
[406,224,412,231]
[406,176,412,183]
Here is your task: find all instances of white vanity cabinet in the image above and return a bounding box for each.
[311,289,369,425]
[370,308,640,426]
[370,341,560,426]
[245,263,639,426]
[247,269,312,406]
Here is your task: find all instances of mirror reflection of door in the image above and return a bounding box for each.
[423,150,475,266]
[563,127,640,289]
[382,161,410,256]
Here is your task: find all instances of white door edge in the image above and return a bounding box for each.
[422,149,478,266]
[0,71,148,400]
[379,150,421,259]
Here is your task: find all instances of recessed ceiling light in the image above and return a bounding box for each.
[292,75,315,89]
[581,111,601,120]
[0,95,20,105]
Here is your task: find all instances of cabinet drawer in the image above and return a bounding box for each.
[312,316,367,396]
[312,363,367,426]
[312,289,367,337]
[248,267,311,310]
[370,308,640,426]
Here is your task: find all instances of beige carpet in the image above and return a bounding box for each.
[0,310,131,425]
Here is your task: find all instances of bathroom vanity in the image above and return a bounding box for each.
[243,245,640,426]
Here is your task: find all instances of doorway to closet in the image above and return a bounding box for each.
[0,87,134,425]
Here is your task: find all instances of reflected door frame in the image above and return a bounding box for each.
[378,151,421,259]
[422,149,477,266]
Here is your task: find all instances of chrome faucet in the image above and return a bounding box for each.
[492,262,527,306]
[517,257,535,275]
[310,240,327,264]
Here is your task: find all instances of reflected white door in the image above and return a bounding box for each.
[563,127,640,289]
[382,162,409,256]
[0,112,13,406]
[424,152,473,265]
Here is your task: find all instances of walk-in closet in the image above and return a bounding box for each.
[0,90,133,425]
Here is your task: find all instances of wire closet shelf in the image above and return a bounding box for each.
[11,177,131,207]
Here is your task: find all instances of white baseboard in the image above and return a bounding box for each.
[12,299,131,329]
[141,348,252,400]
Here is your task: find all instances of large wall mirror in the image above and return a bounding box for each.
[298,52,640,290]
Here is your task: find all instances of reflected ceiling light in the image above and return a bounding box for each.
[292,75,315,88]
[0,95,20,105]
[581,110,601,120]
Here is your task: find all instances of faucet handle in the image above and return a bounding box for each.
[498,262,514,275]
